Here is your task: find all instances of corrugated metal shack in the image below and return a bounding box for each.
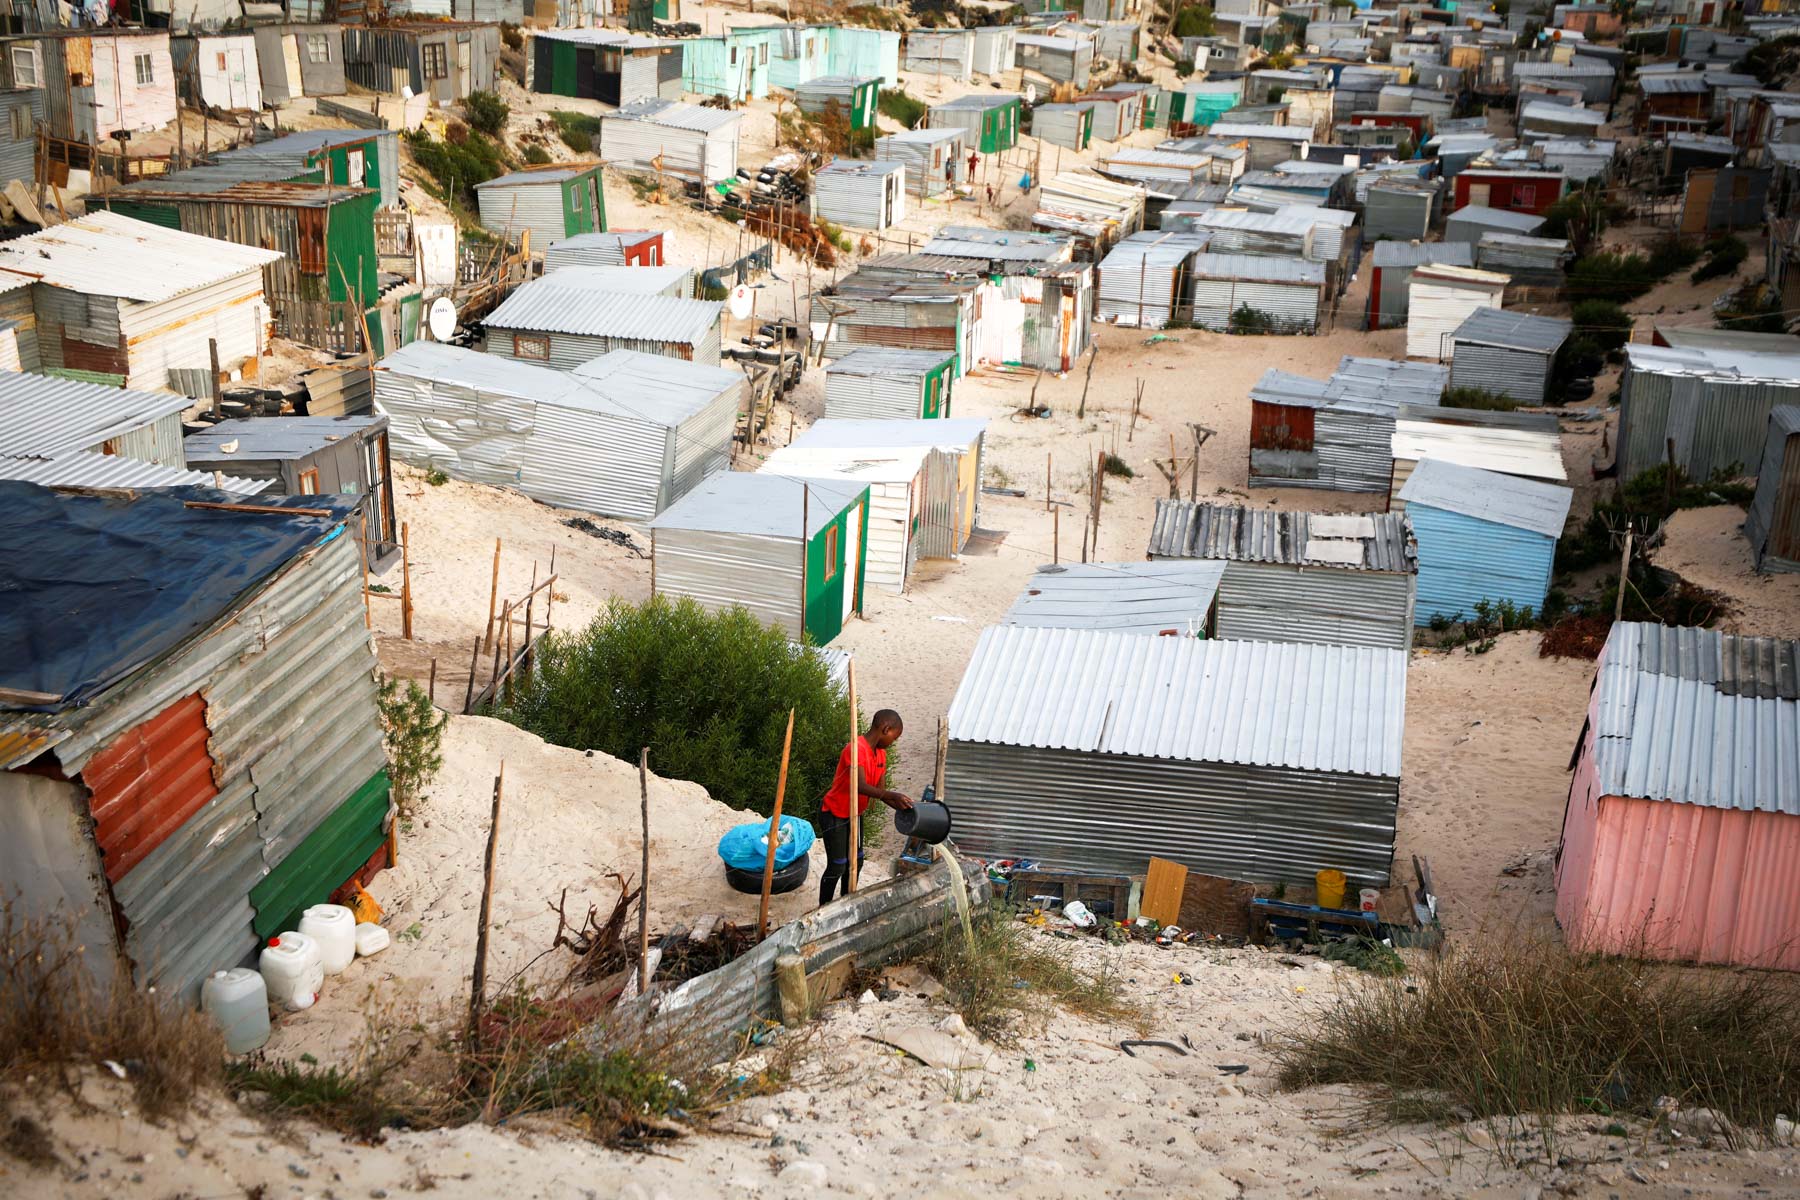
[1617,341,1800,482]
[597,98,742,184]
[483,274,723,368]
[181,417,399,568]
[1540,138,1616,185]
[475,165,605,250]
[929,92,1022,154]
[1002,561,1225,636]
[823,346,955,419]
[810,274,974,376]
[1250,356,1451,494]
[0,484,389,1002]
[904,29,974,81]
[943,624,1408,885]
[1389,403,1567,510]
[1033,171,1146,257]
[208,128,399,211]
[170,33,262,111]
[543,230,664,270]
[1014,34,1093,90]
[1147,499,1419,651]
[3,29,175,142]
[761,416,987,591]
[1364,176,1442,241]
[1201,122,1313,170]
[1186,253,1327,334]
[1444,203,1545,243]
[1096,231,1208,329]
[813,158,906,231]
[0,369,186,471]
[526,29,682,106]
[1447,307,1572,405]
[0,212,280,392]
[875,126,965,200]
[970,25,1017,77]
[1400,456,1573,623]
[795,76,880,132]
[252,24,346,104]
[648,473,868,646]
[1366,241,1473,330]
[1032,102,1095,151]
[343,22,499,103]
[1746,406,1800,574]
[0,88,42,189]
[375,342,739,520]
[1557,623,1800,971]
[1083,88,1144,143]
[1406,264,1509,360]
[1475,232,1571,288]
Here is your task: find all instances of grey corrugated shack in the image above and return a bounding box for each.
[1746,406,1800,574]
[1002,561,1226,636]
[875,127,965,199]
[253,24,346,103]
[483,274,723,368]
[343,22,498,102]
[1444,204,1544,243]
[823,347,955,419]
[813,158,907,231]
[1364,176,1442,242]
[1248,357,1450,494]
[1147,499,1419,652]
[943,623,1408,885]
[1186,253,1327,334]
[375,341,739,520]
[1366,241,1474,329]
[1618,339,1800,482]
[1448,308,1572,405]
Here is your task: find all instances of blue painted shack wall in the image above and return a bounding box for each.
[830,28,901,87]
[684,30,777,101]
[1409,503,1558,624]
[768,28,832,91]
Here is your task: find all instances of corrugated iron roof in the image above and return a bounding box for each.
[946,624,1407,778]
[1397,456,1573,537]
[547,230,662,252]
[538,264,693,294]
[182,416,387,461]
[1392,404,1567,482]
[823,346,956,377]
[477,164,601,188]
[569,349,745,426]
[647,471,865,539]
[1204,123,1313,142]
[1445,204,1548,233]
[1452,306,1573,353]
[484,281,721,342]
[1372,241,1475,269]
[0,451,270,495]
[1592,622,1800,813]
[0,211,282,302]
[610,97,743,134]
[1189,253,1325,285]
[787,416,986,452]
[934,92,1023,110]
[922,225,1073,262]
[1148,500,1417,573]
[1002,562,1226,635]
[0,370,188,458]
[1625,341,1800,384]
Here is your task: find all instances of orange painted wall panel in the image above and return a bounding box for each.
[82,693,219,882]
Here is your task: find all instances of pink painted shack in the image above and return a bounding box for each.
[1556,623,1800,971]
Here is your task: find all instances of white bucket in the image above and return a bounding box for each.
[299,903,357,975]
[260,932,325,1011]
[1359,888,1381,913]
[200,968,271,1054]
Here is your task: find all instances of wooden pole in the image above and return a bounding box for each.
[1615,526,1633,622]
[428,657,437,706]
[359,512,372,629]
[463,636,481,714]
[468,762,504,1039]
[484,539,502,653]
[1054,507,1060,564]
[1045,453,1052,512]
[1077,345,1097,419]
[400,521,414,640]
[1129,380,1143,443]
[208,337,222,418]
[638,748,651,994]
[758,709,797,940]
[933,716,947,800]
[846,659,860,894]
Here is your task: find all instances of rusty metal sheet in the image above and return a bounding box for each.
[83,692,219,882]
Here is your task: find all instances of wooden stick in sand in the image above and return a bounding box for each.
[758,709,797,940]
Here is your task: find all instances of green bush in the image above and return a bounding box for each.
[1440,387,1521,412]
[405,128,510,208]
[522,144,552,165]
[1228,304,1277,334]
[877,87,927,130]
[1692,235,1748,283]
[1172,4,1216,38]
[465,90,510,137]
[550,110,602,154]
[1571,299,1633,353]
[378,678,446,820]
[1174,57,1196,77]
[492,596,855,818]
[1539,187,1619,258]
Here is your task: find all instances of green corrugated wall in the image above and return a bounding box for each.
[250,770,391,939]
[801,491,869,646]
[552,40,578,95]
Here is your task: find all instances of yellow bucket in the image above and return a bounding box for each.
[1315,869,1348,910]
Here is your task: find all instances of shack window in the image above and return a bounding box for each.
[298,468,320,495]
[513,333,550,361]
[601,48,620,74]
[1733,173,1751,201]
[422,43,449,80]
[9,47,35,87]
[217,52,227,71]
[823,524,839,582]
[8,106,28,141]
[759,44,769,64]
[729,47,738,65]
[1515,183,1537,208]
[804,36,814,58]
[306,33,330,64]
[347,148,365,187]
[134,54,154,86]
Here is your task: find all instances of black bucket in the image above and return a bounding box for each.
[895,798,953,845]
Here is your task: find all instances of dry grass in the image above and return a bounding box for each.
[1273,935,1800,1146]
[0,901,224,1123]
[918,909,1149,1043]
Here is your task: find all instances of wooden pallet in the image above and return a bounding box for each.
[1006,868,1143,922]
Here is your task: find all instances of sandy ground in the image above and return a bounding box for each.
[12,931,1800,1199]
[1653,505,1800,640]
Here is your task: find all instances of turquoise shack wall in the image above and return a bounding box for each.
[829,27,901,87]
[1409,503,1558,625]
[768,28,832,92]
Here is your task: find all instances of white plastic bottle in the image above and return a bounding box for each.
[298,903,357,975]
[259,932,325,1011]
[200,968,271,1053]
[353,923,391,957]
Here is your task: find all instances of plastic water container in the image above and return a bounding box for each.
[299,904,357,975]
[200,968,271,1054]
[260,932,325,1011]
[1359,888,1381,913]
[354,923,391,958]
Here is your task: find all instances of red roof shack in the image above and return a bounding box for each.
[1452,168,1565,216]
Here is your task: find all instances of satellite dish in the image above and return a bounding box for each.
[728,284,754,320]
[428,297,457,342]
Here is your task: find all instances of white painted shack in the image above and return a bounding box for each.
[761,416,987,592]
[944,624,1408,884]
[1148,499,1419,652]
[597,98,741,184]
[813,158,907,231]
[0,211,279,391]
[171,33,263,110]
[374,342,739,520]
[483,275,723,368]
[1406,264,1509,360]
[1389,403,1567,511]
[1002,561,1226,637]
[971,26,1018,77]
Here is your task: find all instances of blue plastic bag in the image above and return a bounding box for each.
[717,815,816,871]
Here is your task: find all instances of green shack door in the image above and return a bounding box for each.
[802,493,866,646]
[855,81,875,130]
